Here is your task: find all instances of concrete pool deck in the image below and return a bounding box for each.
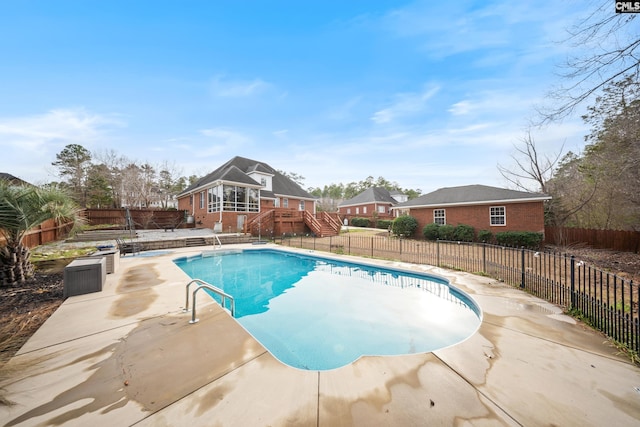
[1,242,640,426]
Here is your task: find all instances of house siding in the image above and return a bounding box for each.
[409,201,545,237]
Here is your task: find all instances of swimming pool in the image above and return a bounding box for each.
[174,248,481,370]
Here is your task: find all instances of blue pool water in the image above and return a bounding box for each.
[174,248,481,371]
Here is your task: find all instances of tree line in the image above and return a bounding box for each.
[50,145,198,209]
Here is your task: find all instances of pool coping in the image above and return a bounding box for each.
[1,243,640,426]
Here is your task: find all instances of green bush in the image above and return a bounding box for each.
[377,219,393,230]
[350,217,370,227]
[495,231,543,249]
[437,224,456,241]
[422,223,440,240]
[477,229,493,243]
[454,224,475,242]
[392,215,418,237]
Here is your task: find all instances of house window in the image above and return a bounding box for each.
[378,206,386,214]
[347,208,351,214]
[490,206,506,226]
[221,184,259,212]
[356,207,360,214]
[189,194,193,206]
[299,200,305,211]
[363,207,367,214]
[275,198,280,208]
[283,198,289,208]
[434,209,446,225]
[261,177,267,187]
[200,191,205,209]
[208,187,220,212]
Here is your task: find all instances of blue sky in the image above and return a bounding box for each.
[0,1,594,194]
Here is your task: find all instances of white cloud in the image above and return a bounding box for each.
[210,75,271,97]
[0,108,121,152]
[196,127,252,157]
[448,100,473,116]
[371,84,440,124]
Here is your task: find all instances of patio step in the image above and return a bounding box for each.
[185,237,207,247]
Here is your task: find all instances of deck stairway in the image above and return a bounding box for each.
[303,211,341,237]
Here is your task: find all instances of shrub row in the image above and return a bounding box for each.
[422,222,543,249]
[376,219,393,230]
[350,217,370,227]
[494,231,544,248]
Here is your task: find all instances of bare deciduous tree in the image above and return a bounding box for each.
[539,1,640,122]
[497,131,564,193]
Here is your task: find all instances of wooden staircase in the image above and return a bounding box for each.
[245,209,341,238]
[303,211,340,237]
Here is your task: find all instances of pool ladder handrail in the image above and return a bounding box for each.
[214,234,222,249]
[183,279,235,323]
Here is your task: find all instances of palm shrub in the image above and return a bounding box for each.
[422,223,440,240]
[392,215,418,237]
[0,181,86,287]
[437,224,456,241]
[454,224,475,242]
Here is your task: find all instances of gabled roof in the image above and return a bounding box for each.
[338,187,399,208]
[178,156,314,200]
[0,173,29,186]
[393,184,551,209]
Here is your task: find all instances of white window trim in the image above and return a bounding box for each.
[434,209,446,225]
[490,206,506,226]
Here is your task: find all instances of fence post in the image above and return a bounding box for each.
[520,246,525,288]
[436,239,440,267]
[482,242,486,274]
[570,255,576,309]
[329,236,332,253]
[371,236,374,258]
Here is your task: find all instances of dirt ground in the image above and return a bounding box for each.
[1,244,639,367]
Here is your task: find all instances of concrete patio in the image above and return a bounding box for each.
[1,242,639,426]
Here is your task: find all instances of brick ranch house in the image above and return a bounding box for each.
[337,187,406,224]
[392,184,551,238]
[177,156,341,237]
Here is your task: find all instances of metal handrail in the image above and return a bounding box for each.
[183,279,235,323]
[214,234,222,249]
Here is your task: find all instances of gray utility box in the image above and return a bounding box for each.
[89,249,119,274]
[64,257,106,298]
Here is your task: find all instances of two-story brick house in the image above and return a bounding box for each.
[177,156,339,236]
[338,187,405,224]
[392,184,551,237]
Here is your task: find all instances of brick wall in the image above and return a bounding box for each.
[409,201,545,237]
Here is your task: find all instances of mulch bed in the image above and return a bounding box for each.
[0,272,64,366]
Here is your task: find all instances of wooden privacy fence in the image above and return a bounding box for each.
[0,219,75,249]
[545,226,640,253]
[280,234,639,355]
[84,208,188,230]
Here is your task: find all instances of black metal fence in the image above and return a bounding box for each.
[279,234,639,354]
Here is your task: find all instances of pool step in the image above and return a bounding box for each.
[185,237,207,247]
